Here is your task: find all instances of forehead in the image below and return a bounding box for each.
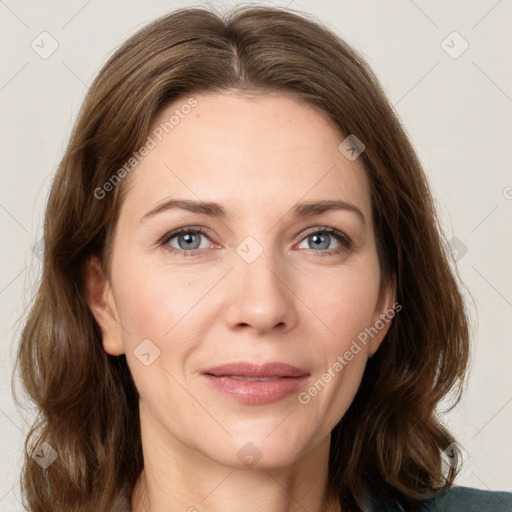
[118,92,372,223]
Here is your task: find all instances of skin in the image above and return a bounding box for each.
[85,91,396,512]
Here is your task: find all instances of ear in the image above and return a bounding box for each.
[367,272,398,356]
[83,255,125,356]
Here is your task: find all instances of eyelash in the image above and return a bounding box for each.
[159,226,353,258]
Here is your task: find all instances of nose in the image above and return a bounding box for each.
[224,246,298,335]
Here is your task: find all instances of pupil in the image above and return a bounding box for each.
[180,233,200,249]
[311,233,329,250]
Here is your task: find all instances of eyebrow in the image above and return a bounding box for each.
[140,198,366,225]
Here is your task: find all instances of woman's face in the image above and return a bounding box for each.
[89,91,395,470]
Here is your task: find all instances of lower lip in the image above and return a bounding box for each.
[202,375,309,405]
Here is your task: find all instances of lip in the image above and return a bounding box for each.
[202,362,308,378]
[201,362,310,405]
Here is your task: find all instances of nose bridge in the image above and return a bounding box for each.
[225,233,296,331]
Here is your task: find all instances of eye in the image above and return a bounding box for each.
[296,227,352,256]
[160,226,353,258]
[160,227,213,257]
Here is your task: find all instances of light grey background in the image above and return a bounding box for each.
[1,0,511,509]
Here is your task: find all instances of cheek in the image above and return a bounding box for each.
[113,256,216,341]
[295,258,380,415]
[112,259,224,398]
[304,260,382,351]
[116,266,199,422]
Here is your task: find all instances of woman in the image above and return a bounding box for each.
[14,5,512,512]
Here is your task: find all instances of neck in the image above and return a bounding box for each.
[131,403,341,512]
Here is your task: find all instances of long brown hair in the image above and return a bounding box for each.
[14,5,471,511]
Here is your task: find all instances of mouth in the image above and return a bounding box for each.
[220,376,282,381]
[201,362,310,405]
[202,361,309,378]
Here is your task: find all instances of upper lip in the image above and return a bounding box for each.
[202,362,309,378]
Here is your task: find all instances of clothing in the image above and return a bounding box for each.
[365,486,512,511]
[112,486,512,510]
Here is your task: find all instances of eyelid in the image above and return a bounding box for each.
[160,225,211,242]
[297,225,351,243]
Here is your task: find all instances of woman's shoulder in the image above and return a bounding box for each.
[365,485,512,511]
[423,486,512,511]
[111,485,512,512]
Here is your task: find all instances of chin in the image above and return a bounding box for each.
[201,433,313,471]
